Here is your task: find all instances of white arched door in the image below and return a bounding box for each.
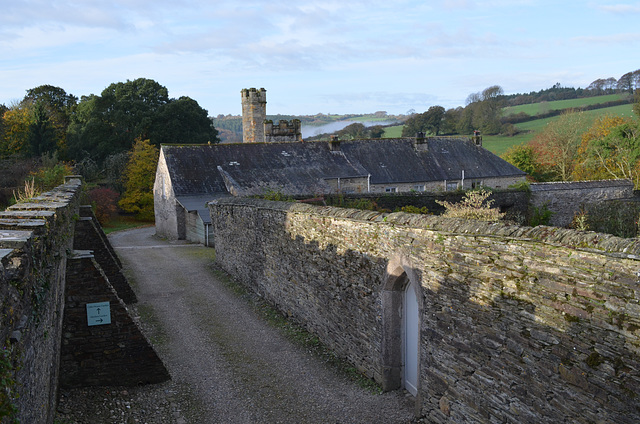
[403,283,419,395]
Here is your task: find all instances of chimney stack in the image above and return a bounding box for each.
[329,135,341,151]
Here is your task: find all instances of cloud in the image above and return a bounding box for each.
[596,3,640,14]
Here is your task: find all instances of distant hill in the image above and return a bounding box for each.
[485,99,637,156]
[213,113,404,143]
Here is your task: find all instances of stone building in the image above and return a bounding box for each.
[241,88,302,143]
[153,136,526,243]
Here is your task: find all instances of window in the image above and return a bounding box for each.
[446,181,458,191]
[413,185,425,192]
[385,187,398,193]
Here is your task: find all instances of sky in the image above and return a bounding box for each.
[1,1,639,116]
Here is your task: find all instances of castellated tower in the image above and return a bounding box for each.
[241,88,267,143]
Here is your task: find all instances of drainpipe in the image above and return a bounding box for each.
[367,174,371,193]
[461,170,465,190]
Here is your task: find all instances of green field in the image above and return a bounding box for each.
[383,103,636,157]
[484,103,636,156]
[383,125,403,138]
[503,93,629,117]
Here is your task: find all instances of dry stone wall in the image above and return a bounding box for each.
[0,177,82,424]
[0,179,167,424]
[530,179,634,227]
[209,197,640,424]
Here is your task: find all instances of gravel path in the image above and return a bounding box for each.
[56,226,419,424]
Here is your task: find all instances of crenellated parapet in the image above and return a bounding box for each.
[264,119,302,142]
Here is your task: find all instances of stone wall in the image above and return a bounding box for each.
[264,119,302,143]
[321,189,530,222]
[530,179,634,227]
[209,197,640,423]
[0,179,168,423]
[0,177,82,424]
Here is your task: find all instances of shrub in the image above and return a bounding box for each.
[436,189,505,221]
[262,189,295,202]
[570,209,590,231]
[399,205,430,214]
[89,187,120,224]
[530,203,553,226]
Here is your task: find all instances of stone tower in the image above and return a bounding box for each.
[241,88,267,143]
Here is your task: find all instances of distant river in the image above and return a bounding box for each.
[301,120,395,139]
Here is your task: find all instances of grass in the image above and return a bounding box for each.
[503,93,629,116]
[484,103,637,156]
[383,125,403,138]
[101,215,153,234]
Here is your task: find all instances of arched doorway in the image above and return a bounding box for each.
[381,261,421,395]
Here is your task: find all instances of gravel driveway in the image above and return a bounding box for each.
[56,226,419,424]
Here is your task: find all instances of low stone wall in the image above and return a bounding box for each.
[530,179,635,227]
[209,197,640,423]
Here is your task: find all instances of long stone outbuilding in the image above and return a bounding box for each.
[154,137,527,245]
[208,196,640,423]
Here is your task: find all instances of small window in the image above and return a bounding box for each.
[446,182,458,191]
[385,187,398,193]
[413,185,425,192]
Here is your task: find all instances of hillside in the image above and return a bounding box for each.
[484,101,637,156]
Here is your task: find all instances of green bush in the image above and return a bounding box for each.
[530,203,553,226]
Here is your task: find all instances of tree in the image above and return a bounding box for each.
[501,144,544,180]
[1,106,33,156]
[423,106,445,135]
[119,138,159,220]
[618,72,635,94]
[441,107,462,135]
[458,85,505,135]
[576,116,640,186]
[527,111,588,181]
[150,96,218,144]
[24,85,77,155]
[338,123,367,139]
[475,85,504,134]
[368,125,385,139]
[401,105,445,136]
[89,187,120,224]
[28,101,57,156]
[68,78,218,163]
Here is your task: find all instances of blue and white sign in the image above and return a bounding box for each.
[86,301,111,326]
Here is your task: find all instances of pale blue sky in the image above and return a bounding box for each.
[1,0,639,116]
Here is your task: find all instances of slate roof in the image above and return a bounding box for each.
[175,195,223,224]
[161,137,525,199]
[342,137,525,184]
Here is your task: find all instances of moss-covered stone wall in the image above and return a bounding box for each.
[209,197,640,423]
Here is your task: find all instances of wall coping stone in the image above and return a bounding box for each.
[0,229,33,247]
[210,197,640,259]
[0,210,56,219]
[530,178,633,191]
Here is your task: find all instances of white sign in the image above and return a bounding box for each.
[86,301,111,326]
